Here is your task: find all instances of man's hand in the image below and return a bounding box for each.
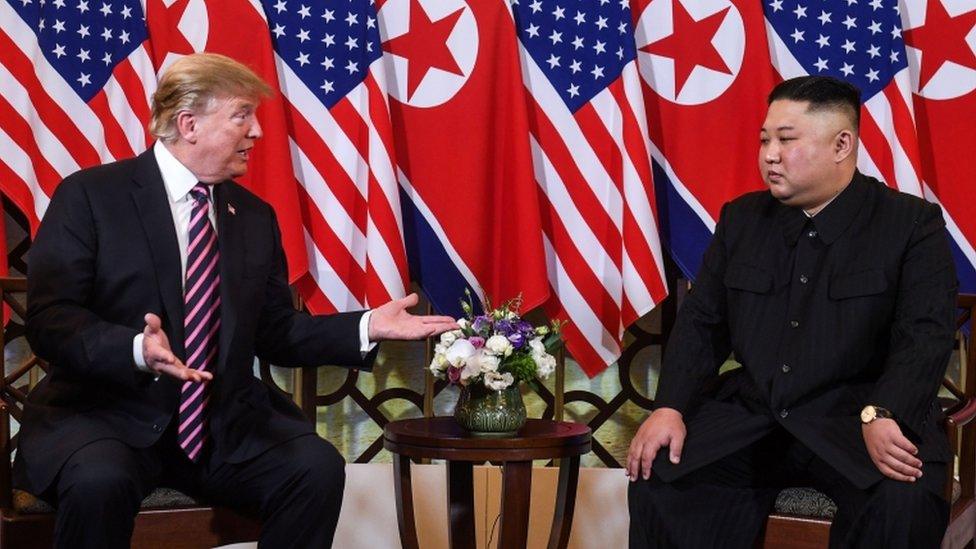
[862,418,922,482]
[626,407,686,481]
[143,313,212,383]
[367,293,458,341]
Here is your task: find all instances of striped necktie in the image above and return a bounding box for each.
[179,183,220,462]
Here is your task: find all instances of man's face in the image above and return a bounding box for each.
[759,99,846,210]
[188,95,262,182]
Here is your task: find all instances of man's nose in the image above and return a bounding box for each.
[249,118,263,139]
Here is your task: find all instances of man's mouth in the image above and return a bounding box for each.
[237,148,251,160]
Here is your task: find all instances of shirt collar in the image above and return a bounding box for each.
[779,171,867,246]
[153,141,200,203]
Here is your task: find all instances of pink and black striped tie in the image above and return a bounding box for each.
[179,183,220,462]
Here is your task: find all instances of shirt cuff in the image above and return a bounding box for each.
[133,333,151,372]
[359,310,377,356]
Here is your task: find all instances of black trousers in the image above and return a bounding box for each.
[628,428,949,549]
[43,421,346,549]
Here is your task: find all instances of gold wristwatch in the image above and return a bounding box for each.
[860,405,894,424]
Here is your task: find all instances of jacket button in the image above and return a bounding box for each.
[799,275,809,284]
[781,364,791,373]
[789,320,799,328]
[780,409,789,419]
[807,230,818,238]
[152,424,162,433]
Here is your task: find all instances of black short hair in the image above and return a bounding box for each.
[767,76,861,132]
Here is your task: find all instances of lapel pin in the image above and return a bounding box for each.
[228,203,236,216]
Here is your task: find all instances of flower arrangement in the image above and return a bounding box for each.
[429,292,561,392]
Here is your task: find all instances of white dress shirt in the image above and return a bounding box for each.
[133,142,373,371]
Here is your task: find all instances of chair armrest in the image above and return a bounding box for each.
[947,397,976,430]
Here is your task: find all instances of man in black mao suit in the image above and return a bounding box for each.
[12,53,456,548]
[627,76,957,548]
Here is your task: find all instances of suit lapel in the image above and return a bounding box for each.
[214,182,244,374]
[130,150,186,358]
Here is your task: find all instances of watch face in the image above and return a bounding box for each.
[860,406,876,423]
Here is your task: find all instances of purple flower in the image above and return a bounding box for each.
[517,320,534,336]
[469,336,485,349]
[447,366,461,384]
[472,315,491,335]
[508,331,526,349]
[495,319,514,336]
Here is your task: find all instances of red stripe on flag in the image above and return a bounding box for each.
[526,97,622,268]
[364,75,397,166]
[573,101,625,197]
[544,301,609,377]
[295,184,366,301]
[88,90,136,161]
[859,108,898,188]
[608,81,668,306]
[366,182,409,287]
[112,57,153,145]
[295,273,337,315]
[0,94,63,195]
[283,100,368,234]
[538,190,621,337]
[0,159,41,231]
[881,84,923,182]
[364,260,393,308]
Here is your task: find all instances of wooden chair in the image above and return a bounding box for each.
[0,277,261,548]
[759,294,976,549]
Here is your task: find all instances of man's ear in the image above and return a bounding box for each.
[835,129,855,163]
[175,110,197,144]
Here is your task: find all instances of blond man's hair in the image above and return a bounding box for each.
[149,53,273,142]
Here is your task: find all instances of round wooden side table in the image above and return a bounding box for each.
[383,417,591,549]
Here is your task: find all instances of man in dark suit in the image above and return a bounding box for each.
[627,76,957,548]
[13,53,456,548]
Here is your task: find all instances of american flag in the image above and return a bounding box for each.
[0,0,155,232]
[262,0,409,313]
[765,0,923,197]
[513,0,669,375]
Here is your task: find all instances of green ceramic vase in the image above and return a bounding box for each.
[454,383,527,436]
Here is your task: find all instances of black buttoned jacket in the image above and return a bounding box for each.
[653,171,957,489]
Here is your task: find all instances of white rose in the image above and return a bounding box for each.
[484,371,515,391]
[529,337,546,356]
[472,350,501,373]
[445,339,477,367]
[460,358,482,383]
[457,318,470,331]
[439,331,458,346]
[534,352,557,379]
[485,334,514,357]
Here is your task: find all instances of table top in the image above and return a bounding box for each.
[384,418,591,461]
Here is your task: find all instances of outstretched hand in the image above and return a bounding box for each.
[367,293,458,341]
[143,313,212,383]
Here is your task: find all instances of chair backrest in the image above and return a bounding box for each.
[0,277,48,509]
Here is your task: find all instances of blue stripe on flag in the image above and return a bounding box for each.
[399,188,483,318]
[652,160,712,281]
[948,232,976,295]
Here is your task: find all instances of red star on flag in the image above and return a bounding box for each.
[382,0,465,100]
[640,1,732,96]
[903,0,976,91]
